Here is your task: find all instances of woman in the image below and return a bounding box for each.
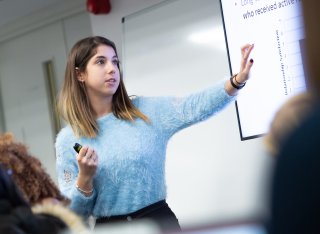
[55,36,254,231]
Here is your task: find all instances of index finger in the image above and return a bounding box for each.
[77,145,89,157]
[241,44,254,59]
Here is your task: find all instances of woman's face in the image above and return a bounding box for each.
[79,44,120,100]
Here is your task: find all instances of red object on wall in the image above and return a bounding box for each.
[87,0,111,15]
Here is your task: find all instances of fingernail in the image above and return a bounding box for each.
[250,59,254,63]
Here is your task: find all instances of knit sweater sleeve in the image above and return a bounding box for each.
[55,128,97,218]
[150,80,235,137]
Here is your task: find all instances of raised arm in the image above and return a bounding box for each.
[141,44,254,137]
[225,44,254,96]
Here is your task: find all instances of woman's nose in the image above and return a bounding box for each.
[106,61,116,74]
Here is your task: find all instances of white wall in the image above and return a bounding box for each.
[90,0,274,229]
[90,0,166,59]
[0,9,92,181]
[0,22,67,179]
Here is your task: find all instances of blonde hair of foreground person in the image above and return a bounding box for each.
[264,91,316,156]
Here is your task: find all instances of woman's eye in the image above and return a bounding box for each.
[112,59,119,65]
[97,59,105,65]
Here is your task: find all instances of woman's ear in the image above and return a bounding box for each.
[75,67,85,82]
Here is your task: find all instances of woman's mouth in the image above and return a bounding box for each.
[105,78,116,83]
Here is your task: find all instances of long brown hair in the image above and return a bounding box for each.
[58,36,149,138]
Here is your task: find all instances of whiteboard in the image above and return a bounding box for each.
[220,0,306,140]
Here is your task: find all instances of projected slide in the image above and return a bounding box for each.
[220,0,306,140]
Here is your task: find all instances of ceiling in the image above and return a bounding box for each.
[0,0,66,28]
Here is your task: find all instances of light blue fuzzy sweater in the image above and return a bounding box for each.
[55,81,235,218]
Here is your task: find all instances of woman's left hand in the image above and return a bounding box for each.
[236,43,254,83]
[225,43,254,96]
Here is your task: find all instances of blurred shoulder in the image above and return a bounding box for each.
[278,103,320,159]
[32,203,89,234]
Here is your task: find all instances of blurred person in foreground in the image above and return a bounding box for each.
[268,1,320,233]
[0,132,68,205]
[0,133,89,234]
[264,91,316,157]
[0,164,89,234]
